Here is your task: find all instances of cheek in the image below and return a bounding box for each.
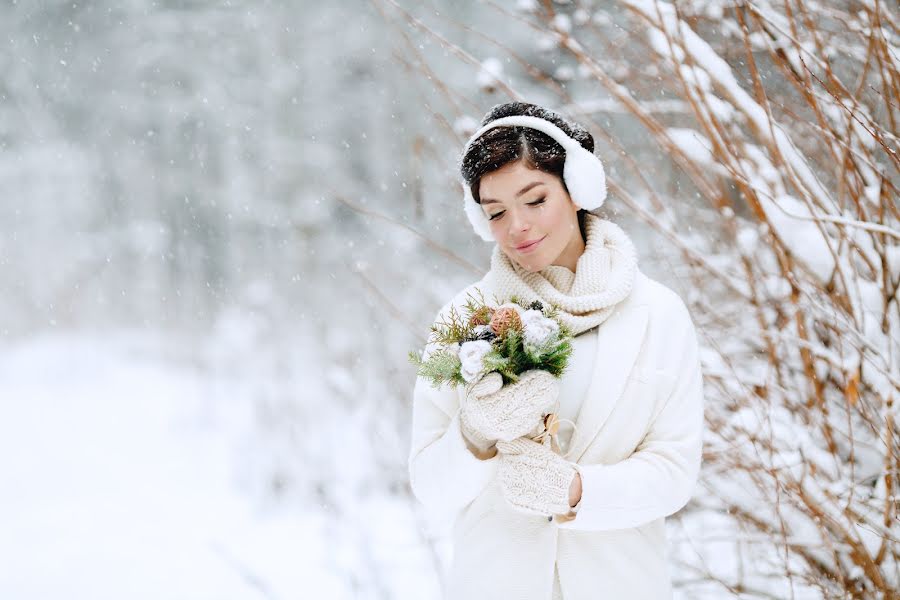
[488,220,507,242]
[539,201,570,233]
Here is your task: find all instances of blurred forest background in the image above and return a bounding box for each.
[1,0,897,598]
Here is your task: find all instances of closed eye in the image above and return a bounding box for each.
[489,198,543,220]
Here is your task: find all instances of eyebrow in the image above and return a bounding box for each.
[480,181,546,205]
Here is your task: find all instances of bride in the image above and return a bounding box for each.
[408,101,705,600]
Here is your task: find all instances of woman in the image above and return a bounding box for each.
[408,102,704,600]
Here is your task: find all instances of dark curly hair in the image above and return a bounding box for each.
[459,102,594,237]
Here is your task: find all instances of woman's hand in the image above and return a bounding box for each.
[459,370,559,453]
[568,470,582,507]
[495,437,578,516]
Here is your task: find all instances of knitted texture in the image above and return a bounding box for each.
[496,437,577,516]
[458,372,499,452]
[488,213,638,335]
[459,371,559,452]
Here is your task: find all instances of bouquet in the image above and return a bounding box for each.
[410,289,573,384]
[409,291,574,446]
[409,291,573,387]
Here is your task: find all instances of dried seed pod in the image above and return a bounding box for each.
[468,305,494,327]
[490,307,522,337]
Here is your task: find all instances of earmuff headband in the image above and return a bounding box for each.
[461,115,607,242]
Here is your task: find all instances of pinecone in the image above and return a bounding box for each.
[490,307,523,337]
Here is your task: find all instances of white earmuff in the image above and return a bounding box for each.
[461,115,607,242]
[463,183,495,242]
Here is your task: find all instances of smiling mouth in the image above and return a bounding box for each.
[516,236,546,252]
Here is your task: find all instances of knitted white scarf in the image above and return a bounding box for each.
[487,213,638,335]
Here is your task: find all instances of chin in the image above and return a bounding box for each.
[511,253,551,273]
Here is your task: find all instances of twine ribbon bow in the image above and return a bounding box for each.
[530,411,578,460]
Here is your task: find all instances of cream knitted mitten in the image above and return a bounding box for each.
[459,370,559,453]
[496,437,577,516]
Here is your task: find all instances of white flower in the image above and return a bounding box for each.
[521,309,560,345]
[445,342,461,357]
[459,340,492,383]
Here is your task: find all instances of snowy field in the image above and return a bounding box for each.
[0,332,814,600]
[0,332,444,600]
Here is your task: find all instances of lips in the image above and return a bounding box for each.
[515,236,546,253]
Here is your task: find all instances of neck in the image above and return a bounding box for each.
[488,215,638,336]
[550,224,586,272]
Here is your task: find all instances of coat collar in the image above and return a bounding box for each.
[565,297,649,463]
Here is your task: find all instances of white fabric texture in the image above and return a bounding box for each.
[555,326,597,457]
[552,564,563,600]
[408,265,704,599]
[550,326,597,596]
[489,212,638,335]
[459,370,559,453]
[463,182,494,242]
[496,437,578,516]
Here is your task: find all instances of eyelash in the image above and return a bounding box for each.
[488,198,545,221]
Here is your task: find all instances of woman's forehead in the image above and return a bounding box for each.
[479,163,559,202]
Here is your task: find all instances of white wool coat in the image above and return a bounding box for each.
[408,269,705,600]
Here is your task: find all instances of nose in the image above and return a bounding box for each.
[507,207,531,234]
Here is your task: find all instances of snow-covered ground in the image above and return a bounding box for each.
[0,331,827,599]
[0,332,443,600]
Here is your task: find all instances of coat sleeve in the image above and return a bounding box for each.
[558,300,704,531]
[407,307,499,519]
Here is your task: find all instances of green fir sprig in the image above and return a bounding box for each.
[408,348,465,386]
